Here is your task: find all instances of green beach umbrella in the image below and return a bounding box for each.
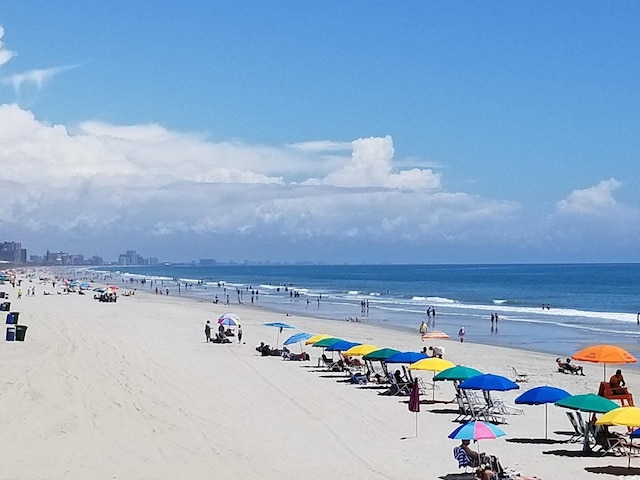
[434,365,483,382]
[555,393,619,414]
[312,337,345,348]
[362,348,401,361]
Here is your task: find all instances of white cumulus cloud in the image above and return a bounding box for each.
[0,104,521,260]
[304,136,441,191]
[556,178,622,215]
[0,26,16,66]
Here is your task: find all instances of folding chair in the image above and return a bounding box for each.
[512,366,530,382]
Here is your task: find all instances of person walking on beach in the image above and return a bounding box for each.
[204,321,211,343]
[238,325,243,344]
[458,326,465,343]
[419,321,427,337]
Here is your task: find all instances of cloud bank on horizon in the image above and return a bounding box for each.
[0,23,637,263]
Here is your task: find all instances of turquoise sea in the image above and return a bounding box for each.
[96,263,640,362]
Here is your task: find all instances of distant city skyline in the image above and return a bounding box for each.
[1,3,639,264]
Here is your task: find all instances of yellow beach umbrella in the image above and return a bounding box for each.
[596,406,640,428]
[305,334,332,345]
[409,358,456,372]
[409,358,456,401]
[343,344,380,357]
[596,406,640,468]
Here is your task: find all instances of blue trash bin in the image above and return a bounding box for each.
[6,326,16,341]
[6,312,18,324]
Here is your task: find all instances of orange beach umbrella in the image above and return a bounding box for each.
[572,345,637,380]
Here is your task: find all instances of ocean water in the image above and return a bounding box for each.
[94,263,640,362]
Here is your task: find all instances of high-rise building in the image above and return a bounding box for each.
[0,242,25,264]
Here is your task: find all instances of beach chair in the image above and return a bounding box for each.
[511,366,529,382]
[566,411,585,443]
[346,368,368,385]
[453,445,479,472]
[591,425,628,455]
[318,354,343,372]
[381,371,412,396]
[491,394,525,416]
[454,394,472,422]
[464,391,500,423]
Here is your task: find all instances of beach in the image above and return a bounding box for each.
[1,275,639,479]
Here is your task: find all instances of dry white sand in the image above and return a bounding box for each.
[1,275,639,479]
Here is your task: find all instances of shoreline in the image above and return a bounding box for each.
[81,267,640,368]
[3,269,639,478]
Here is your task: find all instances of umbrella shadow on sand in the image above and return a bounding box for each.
[401,399,448,406]
[507,437,567,445]
[438,473,475,480]
[542,448,599,457]
[585,466,640,476]
[430,407,460,415]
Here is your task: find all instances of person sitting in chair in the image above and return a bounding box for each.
[453,440,481,468]
[394,369,407,384]
[556,357,584,375]
[610,369,627,394]
[455,441,504,476]
[564,358,584,375]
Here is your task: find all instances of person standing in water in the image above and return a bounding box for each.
[458,326,465,343]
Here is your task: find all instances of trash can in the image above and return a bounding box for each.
[0,302,10,311]
[15,325,27,341]
[0,292,6,298]
[6,325,15,341]
[5,312,17,324]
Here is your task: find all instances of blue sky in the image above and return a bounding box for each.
[0,2,639,263]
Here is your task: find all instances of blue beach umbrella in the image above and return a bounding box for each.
[263,322,295,329]
[515,386,571,439]
[385,351,429,364]
[263,322,296,348]
[325,341,361,352]
[283,332,313,353]
[283,332,313,346]
[384,351,429,378]
[459,374,520,392]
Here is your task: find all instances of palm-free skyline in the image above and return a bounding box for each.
[1,3,639,263]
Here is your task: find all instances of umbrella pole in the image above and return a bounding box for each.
[432,373,436,401]
[545,404,548,440]
[415,411,419,437]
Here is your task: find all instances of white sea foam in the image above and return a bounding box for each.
[493,299,507,304]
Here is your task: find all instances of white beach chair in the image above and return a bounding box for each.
[511,366,530,382]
